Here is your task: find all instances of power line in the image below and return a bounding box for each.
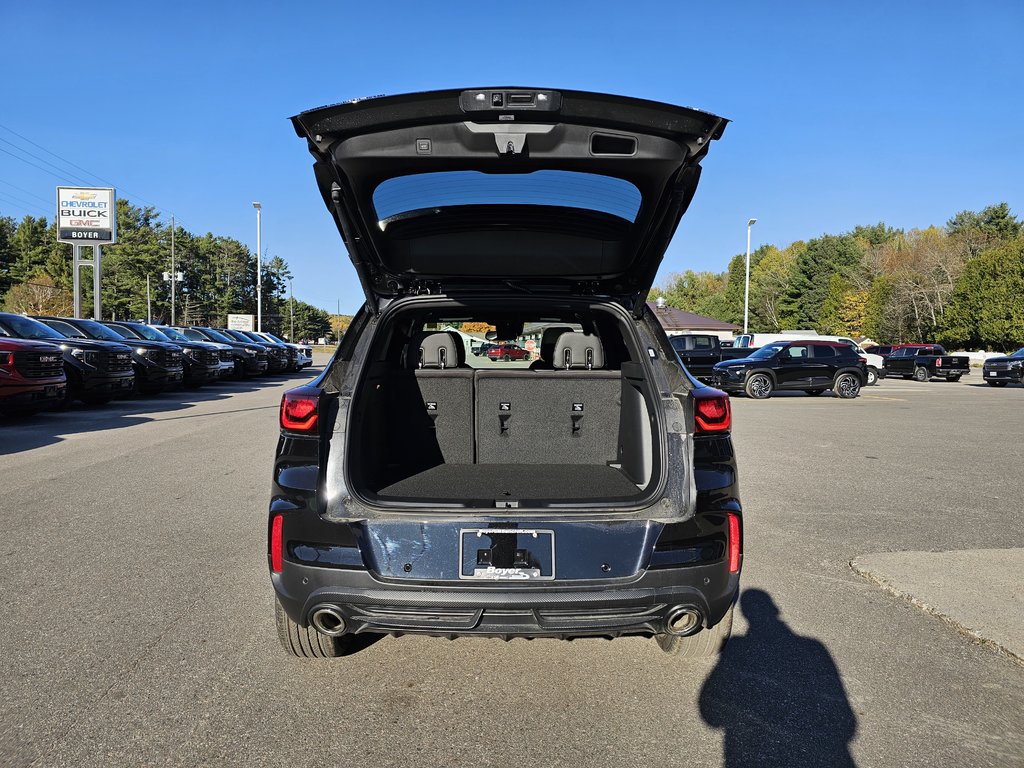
[0,190,49,218]
[0,122,118,188]
[0,136,97,186]
[0,145,77,183]
[0,121,169,215]
[0,178,52,206]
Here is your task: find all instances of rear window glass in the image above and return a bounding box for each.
[811,345,837,358]
[373,171,643,223]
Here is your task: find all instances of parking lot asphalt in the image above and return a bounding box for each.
[1,365,1022,768]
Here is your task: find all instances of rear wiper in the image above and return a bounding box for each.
[502,280,535,295]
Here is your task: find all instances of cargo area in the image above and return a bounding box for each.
[345,306,662,508]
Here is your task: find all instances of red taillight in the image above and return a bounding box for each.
[935,358,942,368]
[694,392,731,434]
[270,514,284,573]
[727,513,741,573]
[280,389,319,433]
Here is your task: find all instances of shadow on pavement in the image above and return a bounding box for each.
[0,368,321,455]
[699,589,858,767]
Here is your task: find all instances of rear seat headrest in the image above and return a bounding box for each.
[552,332,605,370]
[408,332,462,369]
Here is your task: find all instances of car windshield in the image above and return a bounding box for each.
[264,333,286,343]
[76,319,127,341]
[1009,348,1024,358]
[156,326,190,342]
[106,324,143,339]
[201,328,233,343]
[373,170,643,224]
[220,329,249,342]
[749,344,783,359]
[131,324,171,342]
[0,314,66,340]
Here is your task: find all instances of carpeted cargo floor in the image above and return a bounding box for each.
[375,463,641,502]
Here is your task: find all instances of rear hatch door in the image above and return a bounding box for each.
[291,88,727,313]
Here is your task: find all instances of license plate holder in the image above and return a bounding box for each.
[459,528,555,580]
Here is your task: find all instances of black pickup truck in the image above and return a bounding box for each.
[670,334,752,382]
[883,345,970,382]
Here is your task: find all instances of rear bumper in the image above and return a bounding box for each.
[273,561,738,639]
[934,368,970,377]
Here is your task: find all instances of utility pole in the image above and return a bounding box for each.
[146,275,152,323]
[743,218,757,334]
[171,214,176,325]
[253,202,262,332]
[289,278,294,340]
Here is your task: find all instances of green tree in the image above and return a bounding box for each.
[0,214,16,295]
[938,239,1024,350]
[748,243,801,331]
[946,203,1022,257]
[786,234,866,328]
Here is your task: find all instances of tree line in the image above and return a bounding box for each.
[0,199,334,342]
[651,203,1024,350]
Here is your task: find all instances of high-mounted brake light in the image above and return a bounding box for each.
[727,513,741,573]
[270,514,284,573]
[693,391,731,434]
[280,388,319,433]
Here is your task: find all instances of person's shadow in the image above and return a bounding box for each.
[699,589,858,767]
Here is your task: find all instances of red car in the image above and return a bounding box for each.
[485,343,531,361]
[0,337,67,416]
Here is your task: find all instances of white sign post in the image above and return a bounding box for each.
[57,187,116,319]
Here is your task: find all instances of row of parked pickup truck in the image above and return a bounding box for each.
[0,312,313,416]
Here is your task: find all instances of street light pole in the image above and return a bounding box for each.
[253,202,262,332]
[289,277,294,340]
[171,214,176,325]
[743,217,757,334]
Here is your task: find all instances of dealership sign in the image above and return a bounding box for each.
[56,187,116,244]
[227,313,255,332]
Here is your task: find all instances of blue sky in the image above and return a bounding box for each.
[2,1,1022,314]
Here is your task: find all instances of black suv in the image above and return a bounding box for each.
[269,88,742,659]
[175,327,268,378]
[0,313,134,404]
[982,346,1024,387]
[712,340,867,399]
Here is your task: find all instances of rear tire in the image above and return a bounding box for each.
[866,367,879,386]
[744,373,773,400]
[657,603,734,658]
[503,354,511,362]
[913,366,929,382]
[987,380,1008,387]
[834,372,862,399]
[275,599,346,658]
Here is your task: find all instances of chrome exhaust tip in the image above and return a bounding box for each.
[665,606,703,637]
[310,606,347,636]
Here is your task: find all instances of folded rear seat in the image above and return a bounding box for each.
[475,332,621,466]
[389,331,474,471]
